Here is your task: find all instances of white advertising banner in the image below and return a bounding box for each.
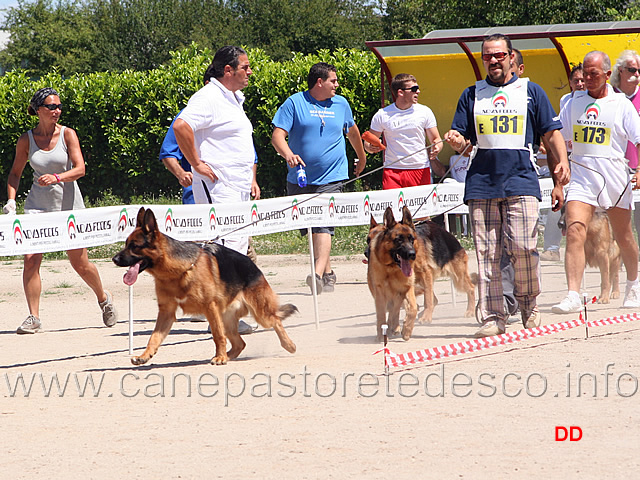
[0,179,557,256]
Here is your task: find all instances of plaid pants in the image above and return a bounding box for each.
[469,196,541,322]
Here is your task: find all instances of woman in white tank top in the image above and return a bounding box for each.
[3,87,117,334]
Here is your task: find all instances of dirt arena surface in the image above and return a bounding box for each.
[1,250,639,479]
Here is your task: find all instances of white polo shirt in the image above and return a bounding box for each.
[179,78,254,192]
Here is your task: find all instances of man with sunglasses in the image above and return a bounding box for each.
[364,73,444,189]
[553,50,640,314]
[173,45,259,256]
[445,33,570,338]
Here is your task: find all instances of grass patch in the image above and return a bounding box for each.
[251,224,371,256]
[54,281,74,289]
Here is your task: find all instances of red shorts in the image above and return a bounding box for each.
[382,167,431,190]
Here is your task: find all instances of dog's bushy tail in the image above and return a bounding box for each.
[278,303,299,321]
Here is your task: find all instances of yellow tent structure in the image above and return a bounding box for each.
[366,21,640,159]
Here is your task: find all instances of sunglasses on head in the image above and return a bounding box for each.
[482,51,510,61]
[41,103,63,111]
[401,85,420,92]
[626,67,640,75]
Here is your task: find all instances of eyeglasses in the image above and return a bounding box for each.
[400,85,420,92]
[626,67,640,75]
[481,51,510,62]
[41,104,63,111]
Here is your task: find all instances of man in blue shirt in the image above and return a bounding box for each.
[160,109,196,204]
[445,34,570,337]
[271,62,367,294]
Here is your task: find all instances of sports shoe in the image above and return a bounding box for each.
[522,306,541,329]
[322,270,336,293]
[540,249,561,261]
[99,290,117,327]
[306,273,323,294]
[551,292,581,314]
[474,319,505,338]
[623,283,640,308]
[17,314,42,334]
[238,319,256,335]
[247,237,258,264]
[209,320,256,335]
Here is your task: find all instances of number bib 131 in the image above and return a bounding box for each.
[474,78,528,150]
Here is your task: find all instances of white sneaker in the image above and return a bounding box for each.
[623,283,640,308]
[474,319,506,338]
[99,290,117,327]
[552,293,581,314]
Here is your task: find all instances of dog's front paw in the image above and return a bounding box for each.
[463,309,475,318]
[211,355,228,365]
[611,291,620,299]
[598,296,611,304]
[131,355,149,365]
[401,327,413,341]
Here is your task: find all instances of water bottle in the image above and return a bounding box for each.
[296,164,307,188]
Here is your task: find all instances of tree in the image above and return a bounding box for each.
[230,0,383,60]
[88,0,241,71]
[0,0,98,75]
[381,0,630,40]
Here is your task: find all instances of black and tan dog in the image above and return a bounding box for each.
[558,208,621,303]
[112,207,297,365]
[366,206,476,341]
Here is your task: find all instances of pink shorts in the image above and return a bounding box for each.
[382,167,431,190]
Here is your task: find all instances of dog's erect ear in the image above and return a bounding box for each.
[383,207,396,229]
[401,206,415,229]
[136,207,146,227]
[142,208,158,235]
[370,215,378,229]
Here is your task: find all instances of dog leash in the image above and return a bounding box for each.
[568,157,633,210]
[206,138,446,244]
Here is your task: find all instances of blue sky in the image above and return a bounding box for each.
[0,0,18,19]
[0,0,17,9]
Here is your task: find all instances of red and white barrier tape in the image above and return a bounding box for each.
[374,311,640,369]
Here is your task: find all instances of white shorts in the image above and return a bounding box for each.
[193,175,250,255]
[566,156,633,209]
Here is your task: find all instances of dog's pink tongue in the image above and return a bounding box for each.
[123,261,141,286]
[400,258,412,277]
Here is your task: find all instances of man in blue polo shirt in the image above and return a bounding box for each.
[271,62,367,294]
[445,33,570,338]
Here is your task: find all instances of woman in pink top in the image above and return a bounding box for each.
[611,50,640,244]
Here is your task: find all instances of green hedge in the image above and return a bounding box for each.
[0,45,384,203]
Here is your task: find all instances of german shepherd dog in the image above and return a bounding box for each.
[366,206,476,341]
[558,208,621,303]
[112,207,297,365]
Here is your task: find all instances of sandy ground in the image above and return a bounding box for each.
[1,249,640,479]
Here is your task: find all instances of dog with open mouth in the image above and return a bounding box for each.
[366,206,476,341]
[112,207,297,365]
[366,206,424,341]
